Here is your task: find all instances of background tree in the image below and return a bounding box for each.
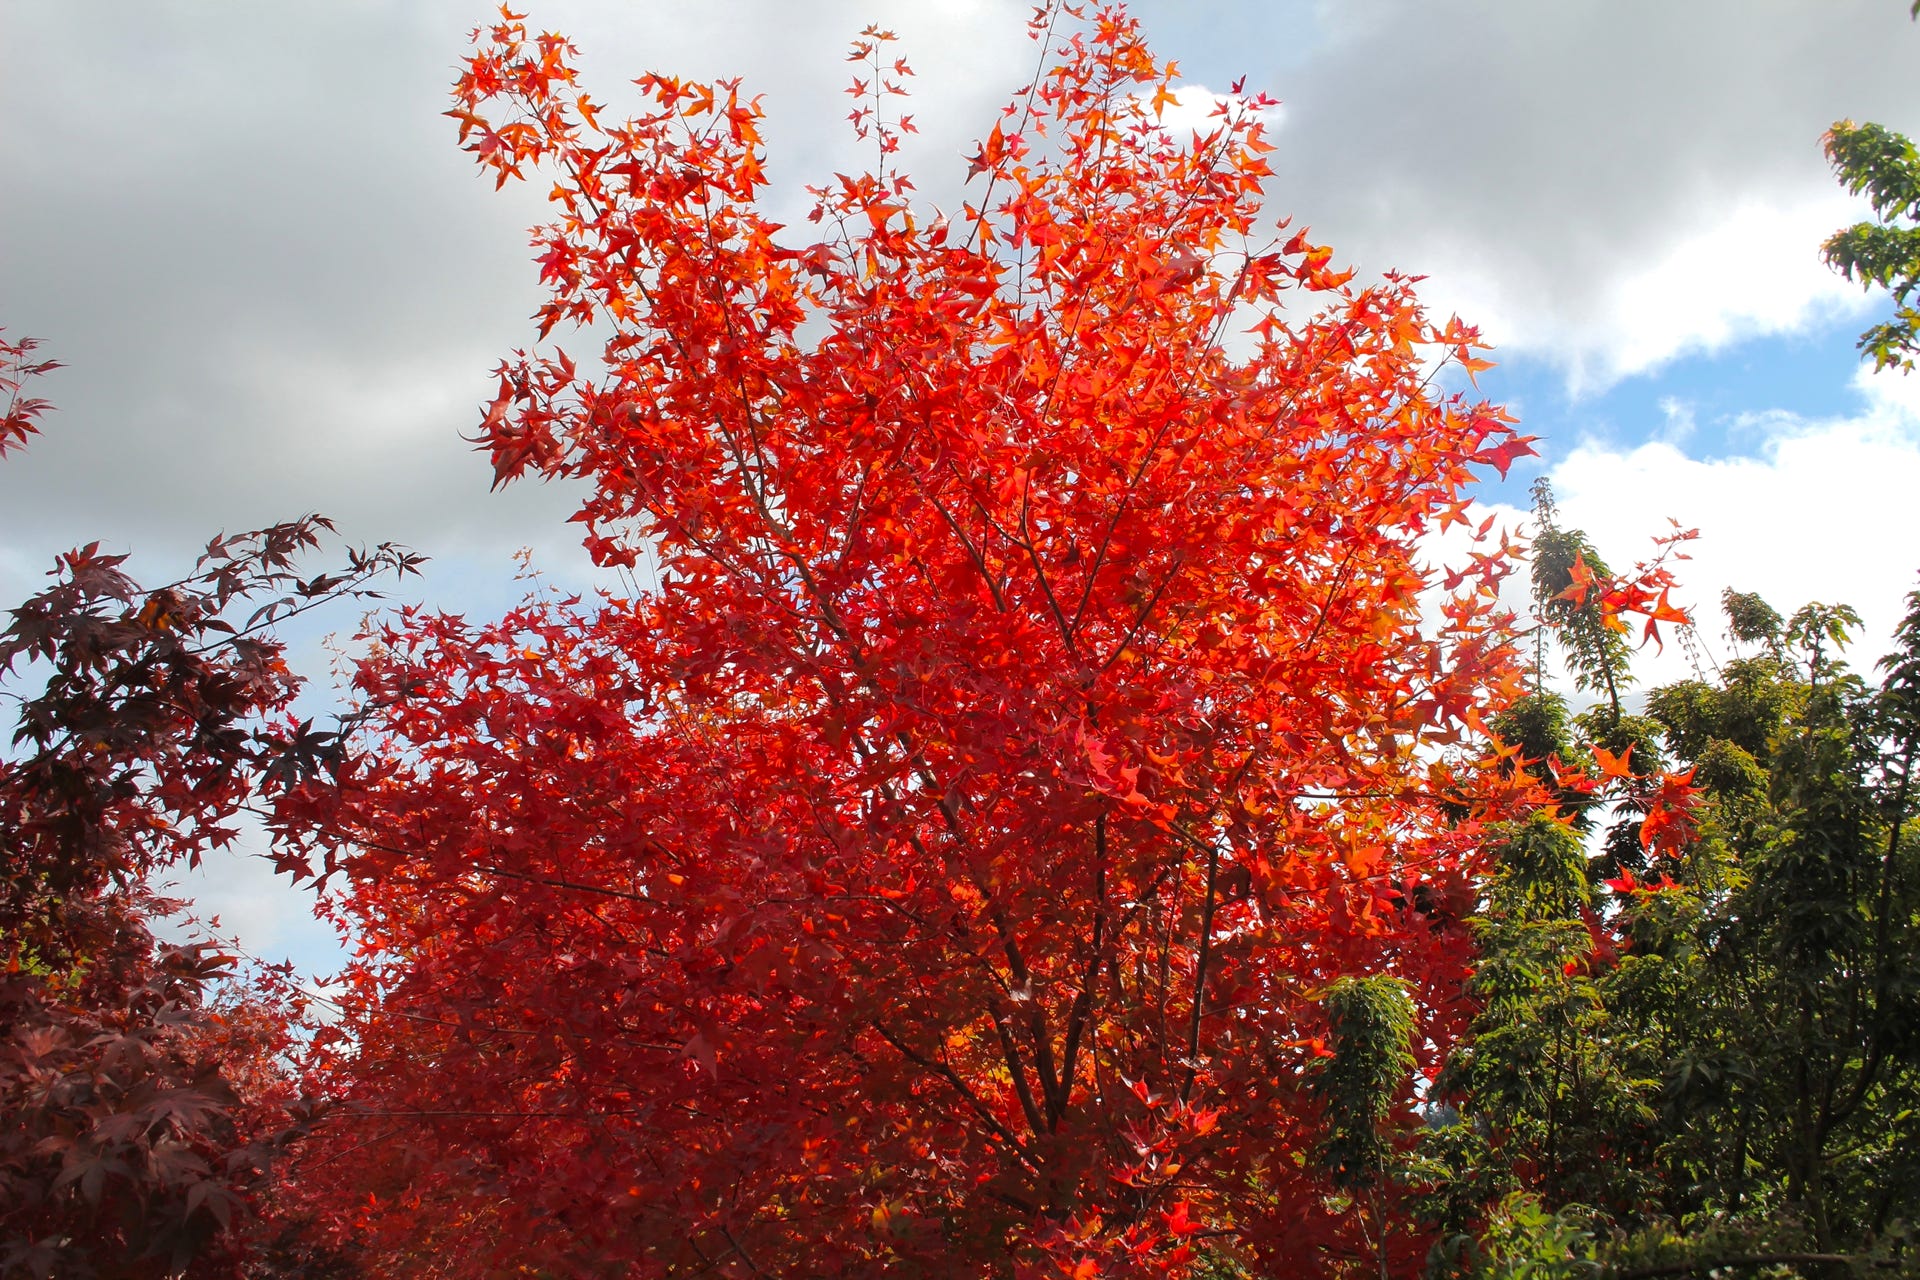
[1824,118,1920,373]
[1424,519,1920,1277]
[1,334,417,1278]
[283,5,1539,1277]
[1823,4,1920,375]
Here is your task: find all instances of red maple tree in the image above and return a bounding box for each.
[289,6,1534,1275]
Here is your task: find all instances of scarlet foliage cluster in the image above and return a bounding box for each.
[1549,525,1695,654]
[282,5,1539,1276]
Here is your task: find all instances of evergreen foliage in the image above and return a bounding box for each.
[1825,119,1920,374]
[1429,527,1920,1277]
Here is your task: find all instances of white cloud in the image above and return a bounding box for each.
[1255,0,1920,392]
[1576,197,1866,387]
[0,0,1032,561]
[1543,363,1920,688]
[1421,194,1873,395]
[1424,364,1919,724]
[1145,82,1287,144]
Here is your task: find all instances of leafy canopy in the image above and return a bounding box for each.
[286,4,1538,1277]
[1824,119,1920,373]
[1427,554,1920,1278]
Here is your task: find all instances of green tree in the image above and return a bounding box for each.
[1424,548,1920,1276]
[1823,0,1920,384]
[1824,118,1920,372]
[1525,481,1634,721]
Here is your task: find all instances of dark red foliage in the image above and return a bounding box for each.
[0,344,419,1277]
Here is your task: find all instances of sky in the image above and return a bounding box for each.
[4,0,1919,982]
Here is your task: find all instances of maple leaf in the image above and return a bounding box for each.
[1554,551,1597,607]
[1477,432,1536,479]
[1590,743,1635,781]
[1639,767,1701,857]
